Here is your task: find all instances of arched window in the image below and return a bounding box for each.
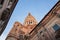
[28,21,33,25]
[1,8,10,21]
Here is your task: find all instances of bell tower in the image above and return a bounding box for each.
[24,13,37,26]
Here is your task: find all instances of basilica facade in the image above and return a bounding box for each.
[6,0,60,40]
[6,13,38,40]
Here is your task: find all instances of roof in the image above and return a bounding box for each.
[29,0,60,34]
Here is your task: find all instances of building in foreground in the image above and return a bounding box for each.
[0,0,18,35]
[6,0,60,40]
[26,1,60,40]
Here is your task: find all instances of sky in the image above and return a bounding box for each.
[0,0,58,40]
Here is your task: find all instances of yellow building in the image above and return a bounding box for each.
[6,0,60,40]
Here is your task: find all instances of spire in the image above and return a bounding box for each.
[24,12,37,26]
[28,12,31,16]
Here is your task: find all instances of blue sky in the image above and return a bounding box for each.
[0,0,58,40]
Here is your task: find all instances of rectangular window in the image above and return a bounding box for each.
[19,35,24,40]
[0,0,4,4]
[40,31,43,34]
[0,0,4,8]
[53,24,60,31]
[7,0,14,9]
[0,4,2,8]
[9,0,14,2]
